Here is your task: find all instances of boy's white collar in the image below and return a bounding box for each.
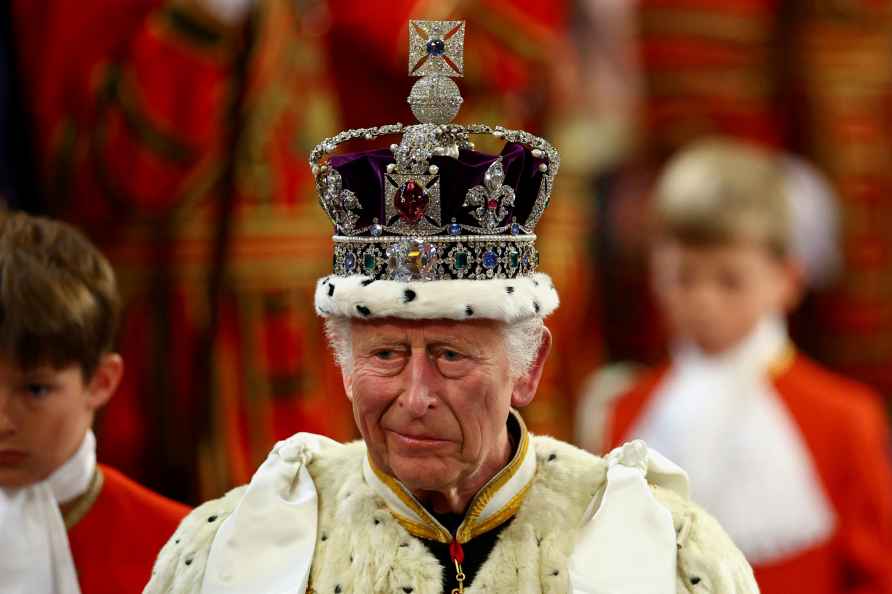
[0,431,97,594]
[634,316,836,564]
[673,315,792,375]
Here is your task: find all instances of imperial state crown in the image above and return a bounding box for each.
[311,20,560,323]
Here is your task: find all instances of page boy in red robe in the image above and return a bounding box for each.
[0,211,189,594]
[599,139,892,594]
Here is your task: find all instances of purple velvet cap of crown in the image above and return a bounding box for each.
[325,142,546,234]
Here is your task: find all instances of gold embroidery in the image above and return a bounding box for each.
[391,513,446,542]
[465,481,532,541]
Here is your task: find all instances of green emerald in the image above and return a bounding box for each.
[509,248,520,269]
[454,251,469,270]
[363,253,377,273]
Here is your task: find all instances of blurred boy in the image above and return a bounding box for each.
[0,212,188,594]
[601,140,892,593]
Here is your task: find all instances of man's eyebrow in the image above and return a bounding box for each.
[355,335,407,349]
[426,335,484,352]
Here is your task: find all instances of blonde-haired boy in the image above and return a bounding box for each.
[601,139,892,594]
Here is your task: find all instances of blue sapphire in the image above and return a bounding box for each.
[370,224,383,237]
[449,223,462,236]
[511,223,522,235]
[426,38,446,57]
[344,252,357,272]
[482,250,498,269]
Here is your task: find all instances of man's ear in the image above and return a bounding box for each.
[510,326,552,409]
[86,353,123,411]
[341,367,354,401]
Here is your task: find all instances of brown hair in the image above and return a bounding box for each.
[652,138,791,257]
[0,211,120,378]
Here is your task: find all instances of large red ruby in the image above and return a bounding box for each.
[395,180,429,224]
[487,198,499,209]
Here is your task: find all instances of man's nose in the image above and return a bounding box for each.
[398,350,439,417]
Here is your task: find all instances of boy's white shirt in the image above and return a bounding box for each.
[0,430,96,594]
[630,316,836,564]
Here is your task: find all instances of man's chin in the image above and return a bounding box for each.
[389,457,458,493]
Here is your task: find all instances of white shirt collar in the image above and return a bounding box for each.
[0,430,97,594]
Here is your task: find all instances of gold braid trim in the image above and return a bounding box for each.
[464,481,531,541]
[63,467,105,530]
[768,343,797,378]
[391,513,447,542]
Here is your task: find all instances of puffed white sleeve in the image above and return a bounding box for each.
[568,440,759,594]
[144,433,338,594]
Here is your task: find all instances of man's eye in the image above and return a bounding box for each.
[24,383,51,398]
[440,350,463,362]
[374,350,397,360]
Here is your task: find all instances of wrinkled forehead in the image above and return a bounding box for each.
[349,317,505,345]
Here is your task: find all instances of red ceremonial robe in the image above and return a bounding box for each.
[606,354,892,594]
[11,0,349,502]
[66,464,190,593]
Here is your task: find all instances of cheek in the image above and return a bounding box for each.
[44,402,89,458]
[350,375,398,430]
[9,401,84,484]
[448,376,510,447]
[728,283,769,318]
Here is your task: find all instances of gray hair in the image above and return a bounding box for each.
[324,317,545,378]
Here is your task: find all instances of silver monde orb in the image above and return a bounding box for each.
[408,75,463,125]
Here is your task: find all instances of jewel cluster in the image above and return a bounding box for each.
[332,236,539,281]
[309,122,559,237]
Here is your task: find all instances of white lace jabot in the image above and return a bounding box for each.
[0,430,97,594]
[631,316,836,564]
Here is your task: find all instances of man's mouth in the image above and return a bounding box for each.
[386,430,452,449]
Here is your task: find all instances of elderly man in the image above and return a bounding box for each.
[145,21,758,594]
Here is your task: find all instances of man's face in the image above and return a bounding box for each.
[0,359,95,487]
[346,318,520,496]
[651,239,797,355]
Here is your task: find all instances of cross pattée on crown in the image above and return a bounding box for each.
[408,20,465,78]
[406,20,466,125]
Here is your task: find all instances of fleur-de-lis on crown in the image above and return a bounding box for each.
[319,168,361,232]
[463,157,515,229]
